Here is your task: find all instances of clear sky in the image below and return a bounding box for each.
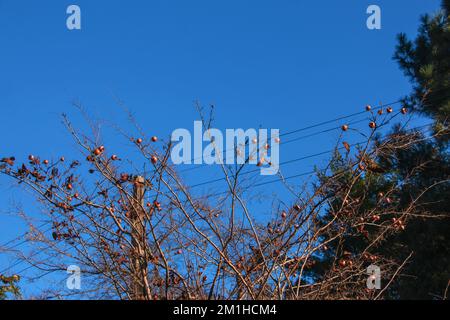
[0,0,442,297]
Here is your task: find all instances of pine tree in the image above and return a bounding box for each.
[0,274,20,300]
[394,0,450,136]
[310,1,450,299]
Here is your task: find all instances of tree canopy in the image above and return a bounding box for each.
[311,1,450,299]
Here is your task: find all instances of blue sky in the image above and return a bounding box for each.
[0,0,442,297]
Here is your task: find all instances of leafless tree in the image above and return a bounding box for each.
[0,104,447,300]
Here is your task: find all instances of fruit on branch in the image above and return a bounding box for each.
[293,204,301,211]
[136,138,143,144]
[151,136,158,142]
[111,155,118,161]
[120,173,129,182]
[67,183,73,190]
[401,107,408,114]
[363,253,378,262]
[60,157,65,162]
[378,109,383,115]
[366,105,372,111]
[1,157,15,166]
[361,222,373,235]
[372,215,381,222]
[43,160,49,165]
[387,107,393,113]
[369,122,376,129]
[151,155,158,164]
[28,155,35,161]
[343,141,351,152]
[392,218,406,230]
[93,148,102,156]
[341,124,349,131]
[281,211,287,219]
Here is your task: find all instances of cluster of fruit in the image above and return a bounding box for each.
[146,200,162,213]
[0,156,15,166]
[392,218,406,231]
[135,137,159,164]
[341,105,408,132]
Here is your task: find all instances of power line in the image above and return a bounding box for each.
[197,122,438,199]
[177,102,404,174]
[176,122,436,193]
[0,122,439,276]
[279,100,402,137]
[0,100,433,270]
[0,109,426,257]
[2,91,448,255]
[0,102,390,253]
